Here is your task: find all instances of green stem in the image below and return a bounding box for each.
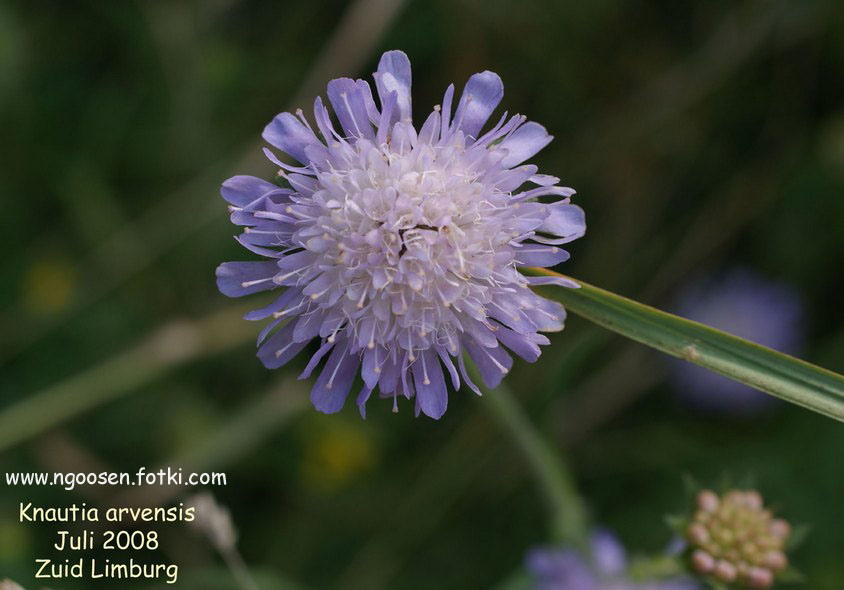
[524,268,844,423]
[474,368,588,545]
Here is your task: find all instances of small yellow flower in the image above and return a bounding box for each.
[301,422,375,491]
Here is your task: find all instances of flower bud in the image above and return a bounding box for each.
[747,566,774,588]
[687,523,709,545]
[697,489,720,513]
[691,549,715,574]
[713,559,737,582]
[684,488,792,588]
[743,490,763,510]
[763,550,787,571]
[769,518,790,539]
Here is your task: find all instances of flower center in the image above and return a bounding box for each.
[287,126,518,351]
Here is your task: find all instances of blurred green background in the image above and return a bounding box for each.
[1,0,843,588]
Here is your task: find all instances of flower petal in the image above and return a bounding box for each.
[439,83,455,139]
[492,164,538,192]
[361,345,382,389]
[356,79,380,124]
[310,338,359,414]
[326,77,375,139]
[244,288,302,321]
[436,346,460,390]
[356,385,374,419]
[540,203,586,243]
[300,339,334,379]
[375,50,412,122]
[376,90,398,146]
[413,348,448,419]
[262,112,321,165]
[257,321,310,369]
[463,338,512,389]
[453,70,503,140]
[377,350,401,395]
[500,121,553,168]
[216,261,278,298]
[526,275,580,288]
[515,245,571,267]
[524,296,567,332]
[495,325,543,363]
[457,347,481,395]
[221,175,280,207]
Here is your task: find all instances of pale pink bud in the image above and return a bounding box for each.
[763,550,787,571]
[769,518,791,540]
[691,549,715,574]
[744,490,763,510]
[697,489,720,513]
[713,559,737,582]
[748,566,774,588]
[687,523,710,545]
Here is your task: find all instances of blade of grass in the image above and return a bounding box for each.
[523,268,844,422]
[0,303,255,453]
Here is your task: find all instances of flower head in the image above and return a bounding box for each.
[666,268,804,415]
[526,530,699,590]
[686,489,791,589]
[217,50,585,418]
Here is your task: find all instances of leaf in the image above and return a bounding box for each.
[523,268,844,422]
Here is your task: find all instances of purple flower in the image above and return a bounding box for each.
[666,268,805,415]
[217,50,585,418]
[525,530,699,590]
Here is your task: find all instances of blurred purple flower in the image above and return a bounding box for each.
[217,50,585,419]
[526,530,698,590]
[666,268,805,415]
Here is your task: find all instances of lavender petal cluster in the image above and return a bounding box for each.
[217,50,585,418]
[526,530,699,590]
